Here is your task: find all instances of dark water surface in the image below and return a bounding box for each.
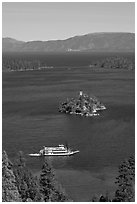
[3,67,135,201]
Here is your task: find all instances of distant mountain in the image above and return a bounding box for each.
[2,33,135,53]
[2,38,25,52]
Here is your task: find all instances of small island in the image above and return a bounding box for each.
[59,91,106,117]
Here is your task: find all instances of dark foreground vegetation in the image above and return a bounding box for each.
[2,151,135,202]
[2,151,70,202]
[2,52,134,71]
[91,155,135,202]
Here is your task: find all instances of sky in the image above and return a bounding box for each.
[2,2,135,42]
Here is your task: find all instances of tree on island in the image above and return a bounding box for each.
[59,91,106,117]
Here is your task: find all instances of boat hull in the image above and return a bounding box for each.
[28,150,79,157]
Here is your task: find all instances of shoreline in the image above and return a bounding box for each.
[2,66,134,73]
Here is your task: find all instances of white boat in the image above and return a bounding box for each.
[28,144,79,157]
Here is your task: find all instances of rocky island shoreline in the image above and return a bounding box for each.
[59,91,106,117]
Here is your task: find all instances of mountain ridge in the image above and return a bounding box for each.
[2,32,135,53]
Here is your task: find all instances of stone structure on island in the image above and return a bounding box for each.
[59,91,106,117]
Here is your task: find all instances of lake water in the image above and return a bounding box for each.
[2,66,135,201]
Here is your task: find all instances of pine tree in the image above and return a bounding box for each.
[13,151,44,201]
[39,161,55,201]
[2,151,22,202]
[114,155,135,202]
[51,183,69,202]
[39,160,69,202]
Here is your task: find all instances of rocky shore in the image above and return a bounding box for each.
[59,91,106,117]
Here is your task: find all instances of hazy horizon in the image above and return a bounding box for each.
[2,2,135,42]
